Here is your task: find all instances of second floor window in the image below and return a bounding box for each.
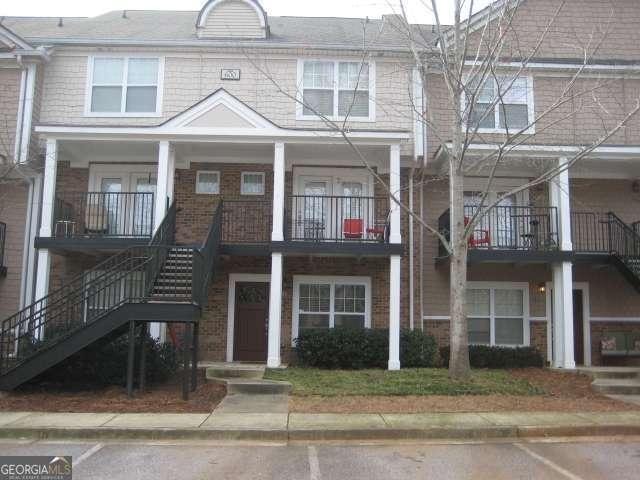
[299,60,372,120]
[465,76,533,133]
[89,57,162,115]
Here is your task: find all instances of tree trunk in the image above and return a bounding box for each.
[448,168,471,379]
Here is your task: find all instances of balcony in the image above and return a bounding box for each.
[438,205,565,263]
[36,192,155,252]
[0,222,6,277]
[219,196,400,256]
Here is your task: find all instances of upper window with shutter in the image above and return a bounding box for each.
[464,75,534,134]
[86,56,164,117]
[298,60,374,121]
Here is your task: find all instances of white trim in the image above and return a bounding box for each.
[14,68,26,162]
[87,163,157,192]
[440,143,640,161]
[197,0,267,29]
[389,255,401,370]
[462,75,535,135]
[84,55,164,118]
[590,317,640,323]
[240,171,266,196]
[546,281,591,366]
[291,275,372,346]
[195,170,221,195]
[296,59,376,122]
[0,24,39,52]
[465,59,640,73]
[529,317,548,322]
[467,281,531,347]
[18,63,37,164]
[226,273,271,362]
[268,253,283,367]
[423,315,451,321]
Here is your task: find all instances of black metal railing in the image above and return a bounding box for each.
[51,192,155,239]
[0,202,176,376]
[286,195,390,243]
[438,205,559,255]
[570,211,612,253]
[221,200,272,244]
[193,203,223,308]
[0,222,6,276]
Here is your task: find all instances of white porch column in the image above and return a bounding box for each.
[549,157,575,368]
[271,142,285,242]
[153,141,171,230]
[33,139,58,339]
[267,253,283,368]
[388,144,402,370]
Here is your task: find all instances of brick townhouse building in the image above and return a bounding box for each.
[0,0,639,389]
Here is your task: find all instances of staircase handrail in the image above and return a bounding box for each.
[0,201,178,375]
[192,202,223,308]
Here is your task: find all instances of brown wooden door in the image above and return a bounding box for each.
[234,282,269,362]
[573,290,584,365]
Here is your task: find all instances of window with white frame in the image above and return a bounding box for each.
[299,60,372,120]
[195,171,220,195]
[466,284,528,346]
[88,57,162,115]
[241,172,265,195]
[293,277,370,339]
[465,76,533,132]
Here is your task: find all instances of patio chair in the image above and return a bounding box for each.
[343,218,364,239]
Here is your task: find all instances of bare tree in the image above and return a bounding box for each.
[242,0,640,378]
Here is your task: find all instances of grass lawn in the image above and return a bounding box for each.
[264,368,544,396]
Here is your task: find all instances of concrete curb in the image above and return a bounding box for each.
[2,423,640,442]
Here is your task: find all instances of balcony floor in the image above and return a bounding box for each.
[35,236,151,255]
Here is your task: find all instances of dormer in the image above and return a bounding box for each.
[196,0,268,39]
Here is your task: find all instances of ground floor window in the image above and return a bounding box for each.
[292,276,371,341]
[466,282,529,346]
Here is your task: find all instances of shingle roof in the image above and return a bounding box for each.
[0,10,437,50]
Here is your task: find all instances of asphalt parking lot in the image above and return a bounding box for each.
[1,437,639,479]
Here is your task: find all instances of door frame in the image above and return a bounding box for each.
[226,273,270,362]
[545,281,591,366]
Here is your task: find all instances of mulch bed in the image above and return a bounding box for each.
[289,368,640,413]
[0,372,226,414]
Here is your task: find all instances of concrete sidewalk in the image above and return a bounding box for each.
[2,410,640,442]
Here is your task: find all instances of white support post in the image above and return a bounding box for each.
[388,255,401,370]
[271,142,285,242]
[267,252,283,368]
[549,157,574,368]
[389,144,402,245]
[150,141,172,341]
[33,139,58,340]
[154,141,171,231]
[387,144,402,370]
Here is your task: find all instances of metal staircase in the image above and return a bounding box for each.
[606,212,640,292]
[0,202,222,391]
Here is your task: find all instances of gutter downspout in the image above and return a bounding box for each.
[409,167,415,330]
[14,56,26,162]
[419,67,428,331]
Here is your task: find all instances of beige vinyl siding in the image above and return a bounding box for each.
[198,0,265,39]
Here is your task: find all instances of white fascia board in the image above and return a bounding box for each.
[464,60,640,73]
[442,142,640,160]
[35,125,411,144]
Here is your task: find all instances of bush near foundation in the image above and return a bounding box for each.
[439,345,544,369]
[294,328,438,369]
[25,330,179,387]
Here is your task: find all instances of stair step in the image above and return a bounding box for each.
[577,367,640,380]
[592,378,640,395]
[206,364,265,380]
[209,378,292,395]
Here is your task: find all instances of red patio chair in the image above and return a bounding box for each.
[464,216,491,248]
[343,218,364,239]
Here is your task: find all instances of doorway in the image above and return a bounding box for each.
[233,282,270,362]
[573,289,584,365]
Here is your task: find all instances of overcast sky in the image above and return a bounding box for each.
[0,0,493,24]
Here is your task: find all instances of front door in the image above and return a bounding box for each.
[234,282,269,362]
[573,290,585,365]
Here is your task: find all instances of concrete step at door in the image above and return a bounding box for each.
[577,367,640,380]
[592,378,640,395]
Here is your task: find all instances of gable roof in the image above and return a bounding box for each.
[1,12,437,51]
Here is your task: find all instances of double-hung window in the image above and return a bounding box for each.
[299,60,373,120]
[293,276,371,341]
[465,75,533,133]
[88,56,163,116]
[466,283,529,346]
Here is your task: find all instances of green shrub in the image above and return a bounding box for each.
[29,331,179,388]
[439,345,544,369]
[294,328,438,369]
